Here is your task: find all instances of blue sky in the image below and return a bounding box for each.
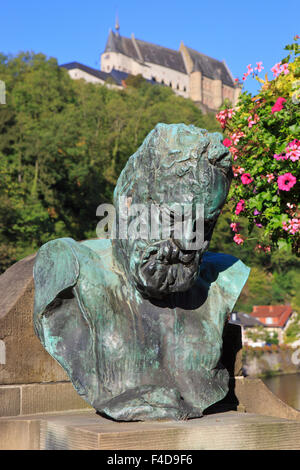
[1,0,299,95]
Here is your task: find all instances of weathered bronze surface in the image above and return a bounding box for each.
[33,123,250,421]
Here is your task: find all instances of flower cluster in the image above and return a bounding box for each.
[248,113,260,128]
[232,166,245,177]
[283,218,300,235]
[274,139,300,161]
[271,62,289,78]
[216,108,235,129]
[242,62,264,81]
[217,37,300,254]
[255,244,271,253]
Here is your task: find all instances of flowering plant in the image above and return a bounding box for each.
[217,36,300,255]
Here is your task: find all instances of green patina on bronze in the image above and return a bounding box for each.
[33,123,250,421]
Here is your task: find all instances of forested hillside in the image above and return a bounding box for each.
[0,52,299,313]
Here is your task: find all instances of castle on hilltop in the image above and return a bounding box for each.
[62,23,240,113]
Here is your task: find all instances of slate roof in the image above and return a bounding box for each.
[251,305,293,328]
[60,62,112,82]
[104,30,187,73]
[104,30,235,86]
[60,62,159,87]
[230,312,263,328]
[186,47,234,86]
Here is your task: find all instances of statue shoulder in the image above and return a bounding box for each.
[34,238,80,318]
[199,251,250,307]
[34,238,114,319]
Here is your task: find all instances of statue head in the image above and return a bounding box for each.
[113,123,232,299]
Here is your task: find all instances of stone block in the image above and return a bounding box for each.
[21,382,91,415]
[0,419,40,450]
[0,255,68,385]
[0,386,20,417]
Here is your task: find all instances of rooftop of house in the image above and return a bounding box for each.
[60,62,112,82]
[60,62,159,87]
[104,30,234,86]
[230,312,263,328]
[250,305,293,328]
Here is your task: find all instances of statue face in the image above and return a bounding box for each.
[116,175,223,300]
[113,123,232,299]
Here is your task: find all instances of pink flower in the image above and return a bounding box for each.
[253,209,261,216]
[229,146,239,160]
[232,166,245,177]
[271,97,286,113]
[230,222,241,233]
[277,173,297,191]
[215,108,235,129]
[255,62,264,73]
[235,199,245,215]
[283,218,300,235]
[271,62,282,78]
[266,173,275,183]
[241,173,254,185]
[233,234,244,245]
[230,131,245,145]
[274,153,288,161]
[281,63,289,75]
[285,139,300,162]
[223,138,232,147]
[248,114,260,128]
[271,63,289,78]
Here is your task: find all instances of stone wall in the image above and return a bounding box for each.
[243,348,300,377]
[0,255,91,417]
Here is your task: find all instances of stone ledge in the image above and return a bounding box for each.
[1,410,300,450]
[0,382,91,417]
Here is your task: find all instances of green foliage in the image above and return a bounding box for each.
[0,51,219,273]
[284,312,300,343]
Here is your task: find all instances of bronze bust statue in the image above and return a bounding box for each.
[33,123,249,421]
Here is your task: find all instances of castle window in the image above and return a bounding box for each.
[184,86,186,92]
[177,84,179,90]
[169,82,172,87]
[161,79,164,84]
[152,76,156,82]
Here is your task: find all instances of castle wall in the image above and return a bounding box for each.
[101,50,237,111]
[101,52,189,98]
[67,68,105,84]
[222,84,236,105]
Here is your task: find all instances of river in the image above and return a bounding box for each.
[262,373,300,410]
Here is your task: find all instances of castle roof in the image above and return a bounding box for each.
[104,31,235,86]
[186,47,234,86]
[104,30,187,73]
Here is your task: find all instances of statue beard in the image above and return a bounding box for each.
[129,239,203,299]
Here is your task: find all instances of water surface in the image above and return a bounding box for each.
[262,373,300,410]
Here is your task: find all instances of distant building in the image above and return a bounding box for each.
[250,305,295,344]
[101,28,240,112]
[230,312,264,347]
[60,62,125,89]
[61,22,241,113]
